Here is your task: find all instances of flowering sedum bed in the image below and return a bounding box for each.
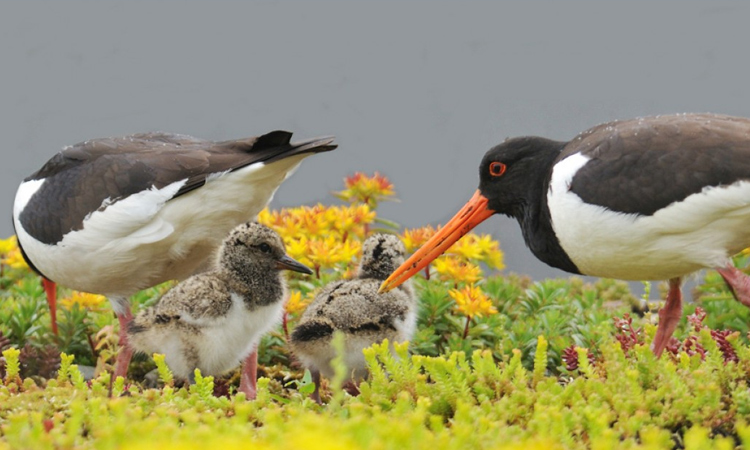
[2,173,750,449]
[3,337,750,449]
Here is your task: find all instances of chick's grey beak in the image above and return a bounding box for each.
[276,254,313,275]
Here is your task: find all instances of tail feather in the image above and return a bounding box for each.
[264,135,337,163]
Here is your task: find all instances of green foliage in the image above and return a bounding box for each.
[2,347,20,385]
[153,353,174,387]
[3,336,750,448]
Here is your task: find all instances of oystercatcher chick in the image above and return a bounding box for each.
[13,130,335,377]
[291,234,417,403]
[380,113,750,356]
[127,221,312,398]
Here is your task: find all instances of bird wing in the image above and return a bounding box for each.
[18,130,336,245]
[560,114,750,216]
[149,274,235,328]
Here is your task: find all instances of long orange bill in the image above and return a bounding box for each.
[379,190,496,293]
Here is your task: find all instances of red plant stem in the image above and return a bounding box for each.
[463,316,472,339]
[315,265,321,279]
[282,312,290,342]
[86,331,98,359]
[423,265,430,280]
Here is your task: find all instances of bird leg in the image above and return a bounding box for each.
[113,298,134,379]
[239,349,258,400]
[42,279,58,336]
[310,369,322,405]
[716,265,750,308]
[651,278,683,357]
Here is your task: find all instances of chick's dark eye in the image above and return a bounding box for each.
[258,243,272,253]
[489,162,507,177]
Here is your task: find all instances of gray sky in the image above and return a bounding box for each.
[3,2,750,281]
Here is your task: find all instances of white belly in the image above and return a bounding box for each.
[548,153,750,280]
[190,294,285,376]
[13,155,306,298]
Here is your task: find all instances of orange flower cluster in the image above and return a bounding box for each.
[400,225,438,254]
[258,204,376,277]
[334,172,396,209]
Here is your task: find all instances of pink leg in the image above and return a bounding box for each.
[651,278,683,357]
[42,279,58,336]
[114,309,134,379]
[239,349,258,399]
[716,265,750,307]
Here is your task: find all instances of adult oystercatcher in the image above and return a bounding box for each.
[128,222,312,398]
[13,130,336,377]
[380,113,750,356]
[291,233,417,403]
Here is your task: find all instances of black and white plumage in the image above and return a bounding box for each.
[380,113,750,356]
[291,234,417,402]
[128,222,312,396]
[12,130,336,376]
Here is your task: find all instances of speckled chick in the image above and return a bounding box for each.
[290,233,416,393]
[128,222,311,387]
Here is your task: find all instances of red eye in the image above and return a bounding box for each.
[489,162,507,177]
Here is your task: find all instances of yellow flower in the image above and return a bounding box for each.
[256,208,278,228]
[60,291,107,310]
[2,248,30,271]
[400,226,437,253]
[334,172,396,208]
[285,236,313,268]
[447,235,484,261]
[307,236,361,270]
[0,235,17,255]
[328,204,376,240]
[299,204,334,238]
[472,234,505,269]
[449,285,497,318]
[450,233,505,270]
[433,257,482,285]
[285,291,311,315]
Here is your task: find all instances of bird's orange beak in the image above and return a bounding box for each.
[379,190,495,293]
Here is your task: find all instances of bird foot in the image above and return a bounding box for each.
[651,278,683,357]
[716,266,750,308]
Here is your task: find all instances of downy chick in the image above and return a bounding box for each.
[290,233,416,402]
[128,221,311,397]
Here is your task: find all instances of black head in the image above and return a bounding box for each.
[219,222,312,277]
[478,137,565,218]
[379,135,566,293]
